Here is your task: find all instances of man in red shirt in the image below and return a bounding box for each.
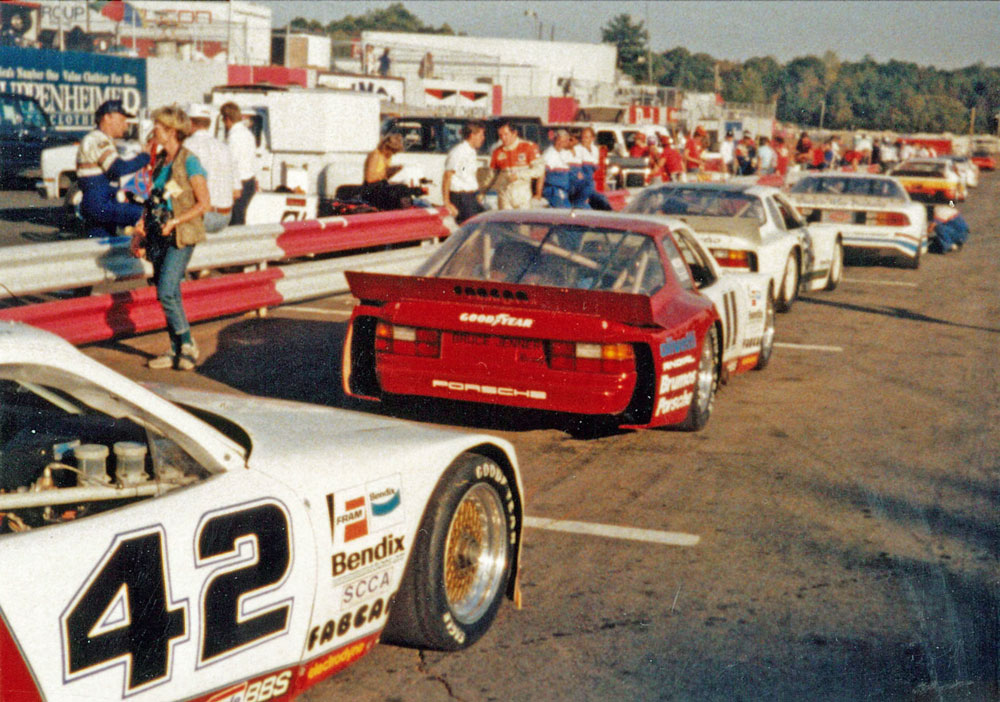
[485,121,543,209]
[684,126,706,176]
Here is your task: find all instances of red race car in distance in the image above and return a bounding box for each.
[343,210,774,431]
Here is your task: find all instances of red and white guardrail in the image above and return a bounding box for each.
[0,194,630,345]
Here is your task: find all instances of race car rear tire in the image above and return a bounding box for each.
[754,290,775,370]
[775,251,799,313]
[824,239,843,291]
[900,246,921,270]
[679,326,718,431]
[381,453,514,651]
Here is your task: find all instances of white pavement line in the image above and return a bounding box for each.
[843,277,918,288]
[775,342,844,352]
[278,306,351,316]
[524,516,700,546]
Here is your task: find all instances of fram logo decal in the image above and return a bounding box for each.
[327,493,369,543]
[659,332,696,358]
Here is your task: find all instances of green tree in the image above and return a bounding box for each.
[600,14,649,82]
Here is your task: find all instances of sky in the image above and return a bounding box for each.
[261,1,1000,70]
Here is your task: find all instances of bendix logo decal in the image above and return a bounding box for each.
[326,475,404,545]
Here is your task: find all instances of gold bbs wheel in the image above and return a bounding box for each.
[443,482,508,625]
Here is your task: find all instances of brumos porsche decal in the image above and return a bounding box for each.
[656,332,699,418]
[59,499,294,696]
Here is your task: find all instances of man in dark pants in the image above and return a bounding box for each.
[221,102,256,225]
[442,121,486,224]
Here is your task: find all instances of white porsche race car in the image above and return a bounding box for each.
[627,182,843,312]
[0,323,523,702]
[787,172,928,269]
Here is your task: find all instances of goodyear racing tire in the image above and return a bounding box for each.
[754,290,775,371]
[900,246,921,270]
[775,251,799,313]
[824,239,844,291]
[679,326,718,431]
[381,453,514,651]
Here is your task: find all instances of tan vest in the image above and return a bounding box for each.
[166,146,206,247]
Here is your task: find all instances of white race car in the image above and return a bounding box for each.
[627,182,843,312]
[787,172,928,269]
[0,322,522,702]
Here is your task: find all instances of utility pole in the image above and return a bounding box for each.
[969,106,975,135]
[819,99,826,130]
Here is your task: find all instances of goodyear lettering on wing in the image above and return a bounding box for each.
[432,379,546,400]
[659,331,696,358]
[459,312,534,329]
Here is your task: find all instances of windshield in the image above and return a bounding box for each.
[415,220,666,295]
[892,161,946,177]
[627,186,765,224]
[791,176,906,199]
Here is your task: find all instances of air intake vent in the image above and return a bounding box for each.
[452,285,528,301]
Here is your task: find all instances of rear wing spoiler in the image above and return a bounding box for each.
[346,271,659,327]
[673,215,763,245]
[787,193,909,211]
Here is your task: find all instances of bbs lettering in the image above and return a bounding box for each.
[306,598,387,651]
[244,671,291,702]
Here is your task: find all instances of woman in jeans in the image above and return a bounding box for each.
[132,105,209,370]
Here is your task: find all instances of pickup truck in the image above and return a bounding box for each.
[1,93,81,184]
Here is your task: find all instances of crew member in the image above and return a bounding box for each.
[538,129,572,208]
[76,99,150,238]
[184,103,235,232]
[361,133,404,210]
[442,121,486,224]
[484,121,542,210]
[572,127,600,209]
[222,102,257,225]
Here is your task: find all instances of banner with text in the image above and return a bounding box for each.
[0,46,145,129]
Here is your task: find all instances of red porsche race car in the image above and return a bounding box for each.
[343,210,775,431]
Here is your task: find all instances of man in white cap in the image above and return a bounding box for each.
[184,103,235,232]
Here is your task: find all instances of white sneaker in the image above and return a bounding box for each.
[148,352,175,370]
[176,343,199,371]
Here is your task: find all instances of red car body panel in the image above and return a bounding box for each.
[343,212,721,429]
[970,155,995,170]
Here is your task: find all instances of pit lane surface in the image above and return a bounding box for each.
[80,174,999,701]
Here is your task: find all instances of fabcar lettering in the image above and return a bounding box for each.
[442,611,466,645]
[305,637,374,682]
[661,354,695,372]
[659,332,696,358]
[659,370,697,395]
[341,569,393,606]
[459,312,534,328]
[208,671,292,702]
[432,379,546,400]
[306,598,387,651]
[332,535,405,577]
[655,391,693,417]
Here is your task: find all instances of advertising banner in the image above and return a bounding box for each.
[0,46,145,129]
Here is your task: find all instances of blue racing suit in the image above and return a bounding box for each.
[76,129,150,237]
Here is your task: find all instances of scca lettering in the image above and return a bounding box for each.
[332,534,404,576]
[659,332,696,358]
[662,354,695,371]
[459,312,534,328]
[342,570,392,606]
[658,370,697,395]
[432,379,546,400]
[655,390,693,417]
[307,598,386,651]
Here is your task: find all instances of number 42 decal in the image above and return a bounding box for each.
[60,500,292,695]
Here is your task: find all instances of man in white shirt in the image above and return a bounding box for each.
[184,103,234,232]
[720,131,736,175]
[221,102,257,225]
[757,136,777,174]
[442,121,485,223]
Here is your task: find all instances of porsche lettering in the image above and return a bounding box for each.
[432,379,546,400]
[655,391,694,417]
[459,312,535,328]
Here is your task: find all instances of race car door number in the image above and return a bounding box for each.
[60,501,292,694]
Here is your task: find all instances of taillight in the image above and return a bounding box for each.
[375,322,440,357]
[867,211,910,226]
[710,248,755,270]
[547,341,634,373]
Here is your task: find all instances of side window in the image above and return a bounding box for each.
[662,231,695,290]
[765,198,785,230]
[671,229,717,290]
[442,121,465,152]
[596,131,616,151]
[775,195,805,229]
